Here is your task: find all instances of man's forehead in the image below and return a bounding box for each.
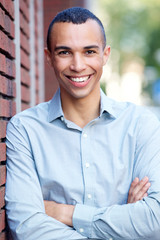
[51,19,101,34]
[50,20,104,48]
[47,14,106,52]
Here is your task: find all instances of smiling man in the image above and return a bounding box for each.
[45,19,110,128]
[5,7,160,240]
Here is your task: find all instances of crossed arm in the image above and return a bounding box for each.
[44,176,151,227]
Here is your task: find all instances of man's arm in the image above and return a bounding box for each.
[5,119,86,240]
[44,176,151,226]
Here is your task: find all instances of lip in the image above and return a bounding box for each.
[65,74,94,88]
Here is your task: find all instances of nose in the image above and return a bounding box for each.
[70,53,86,72]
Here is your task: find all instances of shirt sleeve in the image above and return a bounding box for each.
[73,110,160,240]
[5,118,86,240]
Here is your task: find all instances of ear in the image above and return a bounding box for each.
[103,46,110,66]
[44,48,52,67]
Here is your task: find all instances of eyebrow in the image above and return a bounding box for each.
[54,45,100,51]
[54,46,71,51]
[84,45,99,49]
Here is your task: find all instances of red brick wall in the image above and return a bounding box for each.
[0,0,15,239]
[43,0,85,101]
[0,0,44,239]
[20,0,31,111]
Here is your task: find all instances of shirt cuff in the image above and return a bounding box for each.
[72,203,97,238]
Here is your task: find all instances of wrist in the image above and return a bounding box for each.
[61,203,74,226]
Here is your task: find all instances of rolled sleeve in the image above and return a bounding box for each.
[73,204,97,238]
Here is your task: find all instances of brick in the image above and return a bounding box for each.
[0,31,15,59]
[21,49,30,70]
[0,99,10,117]
[20,0,29,22]
[34,0,38,11]
[5,58,16,79]
[21,102,30,111]
[21,67,30,86]
[0,76,7,95]
[0,210,5,232]
[24,0,30,8]
[35,64,39,79]
[36,92,39,105]
[0,53,5,73]
[0,76,16,97]
[11,81,16,98]
[0,143,6,162]
[20,32,30,54]
[0,99,16,118]
[4,14,15,39]
[0,0,14,20]
[0,8,5,29]
[0,166,6,186]
[0,121,7,139]
[36,77,39,91]
[10,100,16,117]
[21,85,30,103]
[0,187,5,209]
[20,12,30,38]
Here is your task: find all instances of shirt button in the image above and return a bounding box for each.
[61,117,64,121]
[87,194,92,199]
[109,238,113,240]
[79,228,84,233]
[83,133,87,138]
[85,163,90,168]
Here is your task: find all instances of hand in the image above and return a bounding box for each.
[127,176,151,203]
[44,200,74,226]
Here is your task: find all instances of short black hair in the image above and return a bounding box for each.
[47,7,106,52]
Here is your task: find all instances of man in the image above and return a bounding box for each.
[5,7,160,240]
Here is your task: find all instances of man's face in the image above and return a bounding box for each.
[46,20,110,100]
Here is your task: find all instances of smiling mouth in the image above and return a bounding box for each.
[66,75,92,82]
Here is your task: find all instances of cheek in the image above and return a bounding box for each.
[90,60,103,73]
[88,55,104,67]
[52,61,64,74]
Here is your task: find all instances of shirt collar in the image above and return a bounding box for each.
[48,88,64,122]
[100,89,119,119]
[48,88,119,122]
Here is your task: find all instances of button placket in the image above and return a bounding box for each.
[81,127,94,205]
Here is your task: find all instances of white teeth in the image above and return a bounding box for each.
[70,76,89,82]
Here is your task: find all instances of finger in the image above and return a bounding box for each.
[128,177,149,203]
[135,182,151,201]
[131,176,149,196]
[128,177,139,194]
[128,178,139,203]
[129,177,139,194]
[140,192,148,200]
[132,177,139,186]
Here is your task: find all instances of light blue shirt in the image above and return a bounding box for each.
[5,88,160,240]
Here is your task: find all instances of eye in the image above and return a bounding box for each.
[58,50,70,55]
[85,50,96,55]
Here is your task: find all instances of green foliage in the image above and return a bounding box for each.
[100,0,160,103]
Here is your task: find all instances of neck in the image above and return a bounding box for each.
[60,86,101,128]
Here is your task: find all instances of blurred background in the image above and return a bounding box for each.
[88,0,160,120]
[92,0,160,107]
